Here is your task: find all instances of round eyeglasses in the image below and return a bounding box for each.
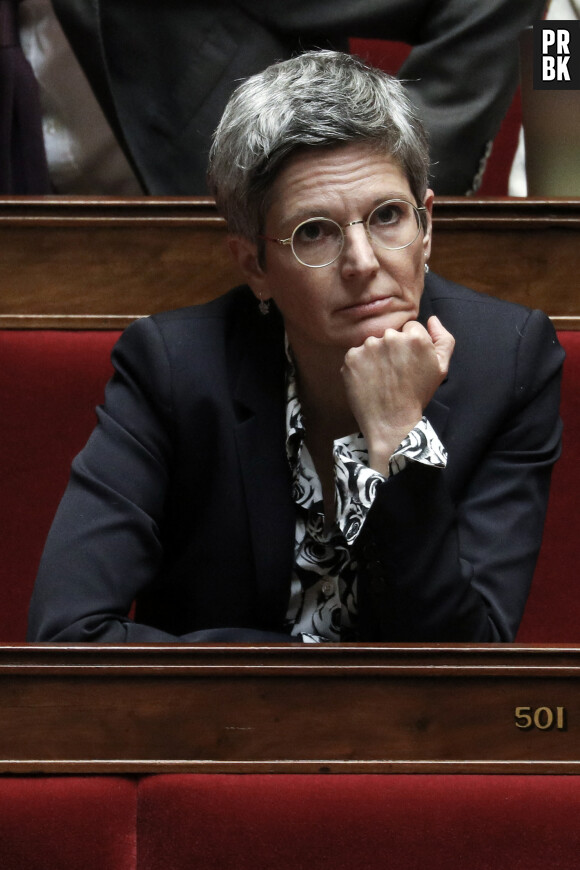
[261,199,427,268]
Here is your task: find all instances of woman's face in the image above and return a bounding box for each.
[232,142,433,363]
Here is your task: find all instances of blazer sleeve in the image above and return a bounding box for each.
[27,315,294,643]
[354,308,564,642]
[397,0,547,193]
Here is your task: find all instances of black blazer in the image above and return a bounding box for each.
[50,0,546,195]
[28,274,564,644]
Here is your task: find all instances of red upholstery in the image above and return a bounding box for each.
[516,331,580,642]
[0,776,136,870]
[0,328,578,642]
[2,774,579,869]
[0,330,119,641]
[137,773,580,870]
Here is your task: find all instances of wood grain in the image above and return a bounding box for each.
[1,644,579,774]
[1,197,579,329]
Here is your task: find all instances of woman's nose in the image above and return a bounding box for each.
[340,223,380,278]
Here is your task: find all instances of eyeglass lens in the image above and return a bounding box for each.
[291,200,421,267]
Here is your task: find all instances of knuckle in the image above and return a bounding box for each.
[378,328,396,345]
[343,345,360,366]
[359,335,381,355]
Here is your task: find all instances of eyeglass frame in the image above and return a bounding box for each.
[259,198,428,269]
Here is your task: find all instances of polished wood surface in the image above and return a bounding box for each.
[1,196,579,329]
[1,644,579,774]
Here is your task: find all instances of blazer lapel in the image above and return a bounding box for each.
[232,308,296,627]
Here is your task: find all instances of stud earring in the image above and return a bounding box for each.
[258,294,271,316]
[424,263,430,274]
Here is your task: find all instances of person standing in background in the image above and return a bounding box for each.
[11,0,547,195]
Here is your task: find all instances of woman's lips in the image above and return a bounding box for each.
[338,296,395,316]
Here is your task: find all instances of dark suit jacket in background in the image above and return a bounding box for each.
[50,0,546,195]
[0,0,50,193]
[27,274,564,644]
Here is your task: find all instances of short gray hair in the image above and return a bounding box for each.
[207,50,430,241]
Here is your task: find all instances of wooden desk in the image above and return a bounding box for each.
[1,197,579,329]
[1,644,579,774]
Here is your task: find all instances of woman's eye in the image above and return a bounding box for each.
[372,204,401,225]
[295,219,334,243]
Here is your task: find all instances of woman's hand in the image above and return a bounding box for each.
[340,315,455,475]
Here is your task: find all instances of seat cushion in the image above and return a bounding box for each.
[0,775,136,870]
[136,773,580,870]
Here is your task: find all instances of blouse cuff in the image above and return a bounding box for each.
[333,417,447,545]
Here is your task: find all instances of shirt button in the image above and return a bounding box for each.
[321,580,334,597]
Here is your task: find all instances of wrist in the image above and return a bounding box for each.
[366,419,422,475]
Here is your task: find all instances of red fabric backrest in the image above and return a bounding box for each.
[0,328,578,643]
[517,331,580,641]
[0,330,120,641]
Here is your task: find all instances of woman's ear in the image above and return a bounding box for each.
[422,189,435,261]
[227,235,270,300]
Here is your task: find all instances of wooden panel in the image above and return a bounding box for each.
[1,644,579,774]
[431,198,580,330]
[0,197,238,328]
[1,196,579,329]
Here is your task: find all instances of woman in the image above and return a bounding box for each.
[27,51,564,643]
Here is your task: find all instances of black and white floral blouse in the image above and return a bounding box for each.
[283,344,448,642]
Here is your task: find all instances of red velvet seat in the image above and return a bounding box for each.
[137,773,580,870]
[4,774,579,870]
[0,776,136,870]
